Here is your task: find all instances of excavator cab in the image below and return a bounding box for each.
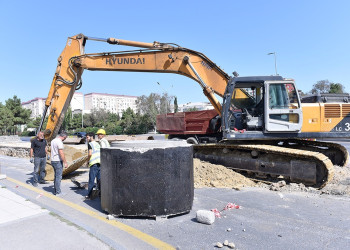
[222,76,303,139]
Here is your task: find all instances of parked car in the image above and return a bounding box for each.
[73,132,87,138]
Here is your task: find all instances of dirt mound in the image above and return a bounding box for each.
[193,158,256,189]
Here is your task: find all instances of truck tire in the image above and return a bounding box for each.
[186,137,198,144]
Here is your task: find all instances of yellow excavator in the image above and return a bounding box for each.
[39,33,350,187]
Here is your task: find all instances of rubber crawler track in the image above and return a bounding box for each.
[194,143,334,188]
[288,139,349,167]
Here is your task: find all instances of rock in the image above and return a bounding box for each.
[228,242,235,249]
[226,228,232,232]
[216,242,223,248]
[106,214,115,220]
[223,240,229,246]
[196,210,215,225]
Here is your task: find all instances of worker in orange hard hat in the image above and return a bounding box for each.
[96,129,110,148]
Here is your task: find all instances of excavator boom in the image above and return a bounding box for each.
[39,33,350,187]
[41,34,230,142]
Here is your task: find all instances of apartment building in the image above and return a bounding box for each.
[22,92,84,118]
[21,97,47,119]
[84,93,138,116]
[70,92,84,114]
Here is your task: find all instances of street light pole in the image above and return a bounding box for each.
[267,52,278,75]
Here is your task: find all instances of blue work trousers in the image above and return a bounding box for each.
[51,161,63,195]
[33,157,46,183]
[87,163,100,197]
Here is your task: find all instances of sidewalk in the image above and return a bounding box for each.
[0,184,47,224]
[0,183,111,250]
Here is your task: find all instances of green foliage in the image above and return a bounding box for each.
[5,95,31,125]
[186,107,199,112]
[329,83,344,94]
[136,92,174,128]
[0,103,14,135]
[0,96,31,135]
[174,96,179,113]
[62,107,73,131]
[71,113,83,129]
[311,80,331,94]
[18,92,173,136]
[310,80,346,94]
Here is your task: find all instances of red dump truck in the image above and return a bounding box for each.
[156,109,222,144]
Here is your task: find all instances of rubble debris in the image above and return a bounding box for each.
[196,210,215,225]
[106,214,116,220]
[211,208,221,218]
[216,242,223,248]
[228,242,236,249]
[211,202,242,218]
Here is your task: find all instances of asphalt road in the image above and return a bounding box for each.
[1,138,350,249]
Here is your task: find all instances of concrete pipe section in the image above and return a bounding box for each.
[100,140,194,218]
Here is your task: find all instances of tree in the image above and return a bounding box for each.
[310,80,331,94]
[5,96,31,134]
[0,103,14,135]
[136,93,160,129]
[136,92,174,129]
[120,108,136,134]
[27,116,48,130]
[174,96,179,113]
[329,83,345,94]
[71,113,83,129]
[62,107,73,131]
[186,107,199,112]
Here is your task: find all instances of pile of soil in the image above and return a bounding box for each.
[193,158,350,197]
[193,158,256,189]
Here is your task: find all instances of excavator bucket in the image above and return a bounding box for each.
[44,145,88,181]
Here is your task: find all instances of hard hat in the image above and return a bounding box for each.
[96,129,106,135]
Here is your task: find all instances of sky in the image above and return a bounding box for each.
[0,0,349,106]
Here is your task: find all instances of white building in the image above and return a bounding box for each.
[70,92,84,114]
[21,97,47,119]
[178,102,213,112]
[84,93,138,117]
[22,92,85,118]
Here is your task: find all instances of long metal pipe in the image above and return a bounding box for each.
[85,36,108,42]
[183,56,206,89]
[37,106,48,133]
[85,36,168,49]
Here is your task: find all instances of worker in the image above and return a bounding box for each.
[85,132,101,199]
[96,128,110,148]
[50,131,68,196]
[30,131,48,186]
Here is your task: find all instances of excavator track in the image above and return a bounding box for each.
[193,143,334,188]
[276,139,349,167]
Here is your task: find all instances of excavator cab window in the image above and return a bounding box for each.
[269,83,300,110]
[231,86,263,110]
[264,81,303,132]
[228,84,265,131]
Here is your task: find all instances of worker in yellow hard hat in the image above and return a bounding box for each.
[96,128,110,148]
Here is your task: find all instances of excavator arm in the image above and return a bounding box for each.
[40,34,230,141]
